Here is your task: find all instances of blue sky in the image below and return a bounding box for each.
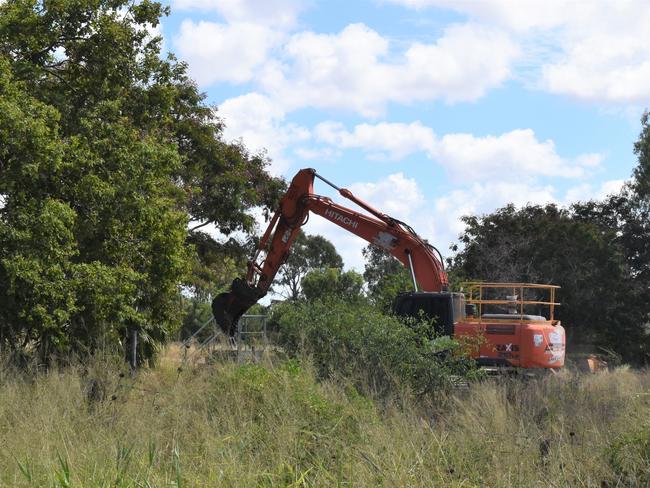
[161,0,649,270]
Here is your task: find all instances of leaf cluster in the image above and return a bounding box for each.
[301,267,364,302]
[362,244,413,311]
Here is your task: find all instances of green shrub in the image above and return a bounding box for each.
[272,297,480,402]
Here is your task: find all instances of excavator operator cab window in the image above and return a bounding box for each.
[393,292,465,336]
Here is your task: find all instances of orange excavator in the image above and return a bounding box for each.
[213,168,565,370]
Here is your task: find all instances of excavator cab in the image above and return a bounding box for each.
[393,292,466,336]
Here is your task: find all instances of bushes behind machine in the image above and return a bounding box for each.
[271,298,481,403]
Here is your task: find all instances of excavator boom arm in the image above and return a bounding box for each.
[309,196,447,292]
[212,168,448,335]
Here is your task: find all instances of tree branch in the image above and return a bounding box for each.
[189,221,211,232]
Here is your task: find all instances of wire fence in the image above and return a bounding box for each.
[180,315,271,366]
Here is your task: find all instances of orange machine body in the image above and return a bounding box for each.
[454,283,565,369]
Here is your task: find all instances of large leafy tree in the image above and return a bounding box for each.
[567,114,650,362]
[277,231,343,300]
[0,0,281,361]
[629,112,650,285]
[633,112,650,199]
[301,268,364,302]
[362,244,412,311]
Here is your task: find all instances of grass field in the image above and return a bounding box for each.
[0,347,649,487]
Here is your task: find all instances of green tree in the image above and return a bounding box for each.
[362,244,412,311]
[633,111,650,199]
[277,231,343,300]
[179,298,213,342]
[184,232,254,301]
[301,268,364,302]
[0,0,280,362]
[568,113,650,362]
[629,113,650,286]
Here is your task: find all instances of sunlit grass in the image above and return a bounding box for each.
[0,347,648,487]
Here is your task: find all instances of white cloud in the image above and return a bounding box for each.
[542,23,650,104]
[433,129,601,182]
[349,173,425,219]
[386,0,650,105]
[301,174,561,271]
[217,105,603,185]
[434,181,558,239]
[315,121,436,160]
[218,92,310,175]
[171,1,305,88]
[563,179,626,204]
[261,22,519,116]
[172,11,520,113]
[427,178,626,254]
[384,0,579,32]
[172,0,304,27]
[293,147,339,161]
[173,20,280,85]
[240,169,625,274]
[314,121,601,182]
[598,179,626,198]
[299,173,561,271]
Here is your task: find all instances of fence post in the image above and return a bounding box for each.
[236,318,242,362]
[263,316,268,347]
[130,327,138,376]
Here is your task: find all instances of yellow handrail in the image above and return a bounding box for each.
[461,282,561,321]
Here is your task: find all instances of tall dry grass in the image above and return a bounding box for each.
[0,348,648,487]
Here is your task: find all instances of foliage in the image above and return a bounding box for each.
[0,0,281,361]
[301,267,364,302]
[571,189,650,355]
[178,298,213,342]
[272,298,479,401]
[633,111,650,199]
[362,244,412,311]
[572,111,650,294]
[277,231,343,300]
[184,232,252,300]
[628,113,650,290]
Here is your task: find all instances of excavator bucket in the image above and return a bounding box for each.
[212,278,262,337]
